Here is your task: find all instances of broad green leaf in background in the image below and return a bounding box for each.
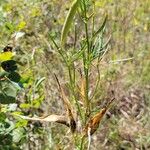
[10,81,22,90]
[3,86,17,98]
[1,60,17,72]
[7,72,21,82]
[0,93,16,104]
[0,81,20,104]
[12,127,26,143]
[61,0,80,47]
[0,71,9,79]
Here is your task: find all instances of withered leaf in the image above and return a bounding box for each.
[84,108,107,136]
[15,114,69,127]
[55,74,76,132]
[84,98,115,136]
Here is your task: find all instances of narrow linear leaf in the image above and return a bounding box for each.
[61,0,80,47]
[93,14,108,39]
[35,77,45,89]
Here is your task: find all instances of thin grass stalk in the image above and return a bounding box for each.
[74,23,77,50]
[80,136,85,150]
[82,0,91,119]
[90,64,101,101]
[67,64,83,120]
[92,1,95,37]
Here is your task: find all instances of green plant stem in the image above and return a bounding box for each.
[90,64,101,101]
[82,0,91,119]
[84,65,90,116]
[92,2,95,37]
[80,135,85,150]
[68,64,83,120]
[74,23,77,50]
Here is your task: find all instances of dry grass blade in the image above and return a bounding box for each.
[87,127,92,150]
[15,114,69,127]
[54,74,72,110]
[54,74,76,132]
[68,109,76,133]
[84,98,115,136]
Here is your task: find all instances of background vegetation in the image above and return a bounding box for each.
[0,0,150,149]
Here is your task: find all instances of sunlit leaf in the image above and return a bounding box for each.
[15,119,28,128]
[3,86,17,98]
[0,52,14,61]
[17,21,26,30]
[9,81,22,90]
[20,103,31,109]
[12,128,26,143]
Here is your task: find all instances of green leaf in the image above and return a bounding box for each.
[93,15,108,39]
[17,21,26,30]
[0,93,16,104]
[79,0,89,12]
[0,112,6,122]
[1,60,17,72]
[0,82,19,104]
[71,48,84,62]
[10,81,23,90]
[8,72,21,82]
[20,103,30,109]
[5,22,15,33]
[15,119,28,128]
[4,86,17,98]
[0,71,9,78]
[12,128,26,143]
[35,77,45,89]
[61,0,80,47]
[0,52,14,61]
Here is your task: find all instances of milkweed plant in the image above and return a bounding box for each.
[17,0,114,149]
